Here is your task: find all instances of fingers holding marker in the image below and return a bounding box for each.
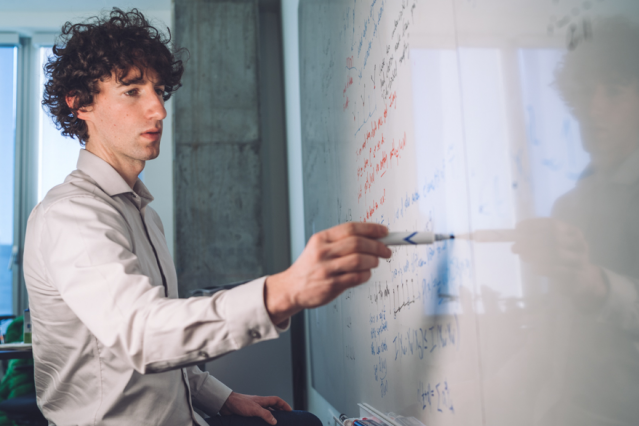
[331,270,373,288]
[267,223,454,321]
[326,253,381,276]
[320,222,389,243]
[325,235,392,259]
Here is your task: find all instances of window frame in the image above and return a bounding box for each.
[0,34,23,316]
[0,37,18,316]
[12,36,37,315]
[5,34,57,315]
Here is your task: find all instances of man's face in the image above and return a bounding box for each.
[78,66,166,164]
[578,81,639,170]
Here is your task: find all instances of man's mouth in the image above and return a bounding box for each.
[142,129,162,139]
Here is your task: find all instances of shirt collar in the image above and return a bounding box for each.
[77,149,154,208]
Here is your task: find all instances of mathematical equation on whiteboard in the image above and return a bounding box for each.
[337,0,420,224]
[348,239,469,407]
[304,0,476,419]
[419,380,455,415]
[358,246,465,406]
[364,300,460,404]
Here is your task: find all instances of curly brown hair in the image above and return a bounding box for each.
[554,17,639,121]
[42,8,186,145]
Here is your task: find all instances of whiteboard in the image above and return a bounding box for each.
[299,0,639,425]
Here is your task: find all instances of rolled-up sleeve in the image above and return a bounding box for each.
[39,195,285,374]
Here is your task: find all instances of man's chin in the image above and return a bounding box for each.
[141,144,161,161]
[146,149,160,161]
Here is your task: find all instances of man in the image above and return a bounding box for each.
[24,8,391,426]
[511,18,639,426]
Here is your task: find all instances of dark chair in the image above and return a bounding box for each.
[0,391,47,426]
[0,316,47,425]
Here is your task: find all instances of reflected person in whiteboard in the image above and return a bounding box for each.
[24,8,392,426]
[511,17,639,426]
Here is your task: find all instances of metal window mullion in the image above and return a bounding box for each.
[12,38,40,315]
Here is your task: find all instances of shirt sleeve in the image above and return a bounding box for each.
[38,195,285,374]
[186,366,232,415]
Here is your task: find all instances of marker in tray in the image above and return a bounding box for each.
[340,414,389,426]
[354,419,387,426]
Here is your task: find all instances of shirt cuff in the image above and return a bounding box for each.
[192,374,233,415]
[219,277,290,349]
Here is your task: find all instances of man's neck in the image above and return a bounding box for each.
[85,144,144,189]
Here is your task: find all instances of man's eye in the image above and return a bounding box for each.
[155,88,164,96]
[125,89,139,96]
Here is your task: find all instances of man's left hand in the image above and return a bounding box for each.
[220,392,292,425]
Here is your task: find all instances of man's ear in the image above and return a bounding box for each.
[66,94,89,120]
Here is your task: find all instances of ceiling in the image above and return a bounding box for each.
[0,0,171,12]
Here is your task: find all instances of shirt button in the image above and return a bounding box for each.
[248,329,261,339]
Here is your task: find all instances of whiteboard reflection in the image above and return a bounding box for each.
[300,0,639,424]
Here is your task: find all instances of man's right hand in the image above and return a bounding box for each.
[264,222,392,326]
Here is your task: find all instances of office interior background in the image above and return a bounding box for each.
[6,0,637,423]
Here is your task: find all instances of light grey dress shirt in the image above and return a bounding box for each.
[23,149,286,426]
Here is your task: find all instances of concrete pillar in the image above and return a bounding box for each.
[173,0,295,407]
[174,0,263,296]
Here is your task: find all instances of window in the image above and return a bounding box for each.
[0,46,17,315]
[0,37,79,315]
[38,47,80,202]
[3,20,171,315]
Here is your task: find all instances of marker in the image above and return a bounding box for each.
[353,420,385,426]
[378,231,454,246]
[339,414,356,426]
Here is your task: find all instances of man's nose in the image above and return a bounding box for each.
[146,90,167,121]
